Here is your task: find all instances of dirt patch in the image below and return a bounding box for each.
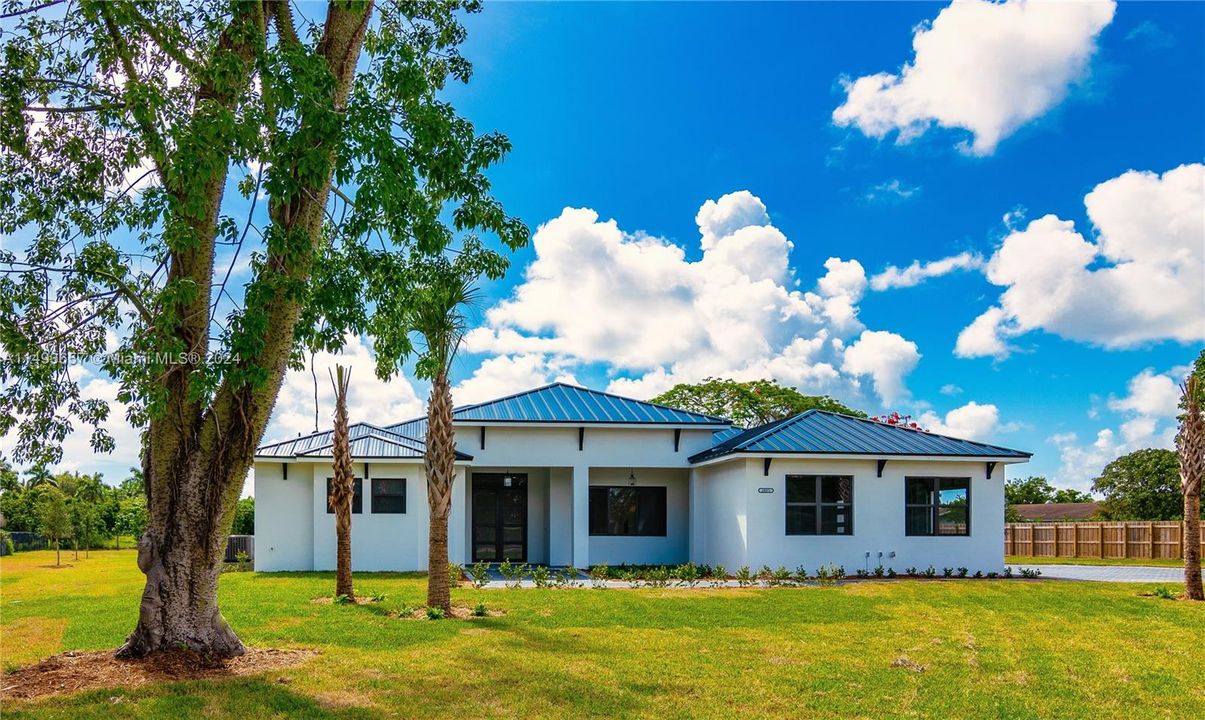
[310,595,382,605]
[397,606,505,620]
[890,655,927,673]
[1,647,317,700]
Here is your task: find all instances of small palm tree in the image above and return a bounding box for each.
[411,274,479,614]
[330,365,355,600]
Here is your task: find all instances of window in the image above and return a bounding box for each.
[326,478,362,514]
[588,486,667,536]
[371,478,406,514]
[785,475,853,535]
[905,477,970,536]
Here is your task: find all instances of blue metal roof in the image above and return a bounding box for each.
[256,422,470,461]
[689,410,1030,463]
[449,383,731,426]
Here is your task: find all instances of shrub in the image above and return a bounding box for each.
[855,568,869,578]
[816,563,845,587]
[425,606,445,620]
[1020,568,1042,579]
[972,570,983,579]
[1002,566,1014,578]
[756,565,774,586]
[772,566,793,587]
[673,562,702,587]
[886,568,897,579]
[735,566,754,587]
[558,565,581,588]
[872,565,885,578]
[710,564,727,587]
[645,566,671,588]
[448,563,465,587]
[986,571,999,579]
[589,564,609,589]
[619,568,641,587]
[531,564,551,588]
[368,590,387,602]
[1153,585,1176,600]
[334,594,353,605]
[942,567,954,578]
[235,549,250,567]
[923,566,937,578]
[905,567,918,577]
[3,537,12,556]
[469,562,491,589]
[473,601,489,616]
[956,567,969,578]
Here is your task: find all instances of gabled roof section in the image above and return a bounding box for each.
[449,382,731,426]
[256,422,470,461]
[689,410,1031,463]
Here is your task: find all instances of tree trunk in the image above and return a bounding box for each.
[1177,374,1203,601]
[331,365,354,600]
[1186,494,1203,601]
[426,370,456,613]
[55,540,60,567]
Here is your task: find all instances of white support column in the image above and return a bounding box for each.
[572,463,590,569]
[548,468,573,566]
[449,465,467,565]
[688,468,703,565]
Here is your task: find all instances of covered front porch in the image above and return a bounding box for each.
[459,466,690,568]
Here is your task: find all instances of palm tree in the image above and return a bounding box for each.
[330,365,355,600]
[22,465,55,491]
[1177,373,1203,601]
[411,275,478,614]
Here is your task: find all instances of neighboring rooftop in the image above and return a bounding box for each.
[448,382,731,426]
[689,410,1031,463]
[1011,502,1102,522]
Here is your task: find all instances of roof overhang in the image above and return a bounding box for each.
[452,420,731,430]
[689,451,1031,469]
[252,456,472,464]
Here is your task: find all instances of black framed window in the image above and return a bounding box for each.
[326,478,362,514]
[589,486,667,536]
[786,475,853,535]
[905,477,970,536]
[371,478,406,514]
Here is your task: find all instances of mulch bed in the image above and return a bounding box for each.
[0,647,317,701]
[309,595,382,605]
[397,606,505,620]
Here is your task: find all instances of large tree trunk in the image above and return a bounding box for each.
[116,2,373,657]
[331,365,354,599]
[426,370,456,613]
[1178,375,1203,601]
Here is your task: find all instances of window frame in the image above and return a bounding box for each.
[588,485,668,537]
[370,477,407,514]
[904,476,971,537]
[784,475,855,536]
[325,477,362,514]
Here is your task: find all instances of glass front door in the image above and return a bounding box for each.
[471,473,528,562]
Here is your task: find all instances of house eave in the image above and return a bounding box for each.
[688,451,1032,469]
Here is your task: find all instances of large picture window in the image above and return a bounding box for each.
[785,475,853,535]
[326,478,362,514]
[589,486,667,536]
[371,478,406,514]
[905,477,970,536]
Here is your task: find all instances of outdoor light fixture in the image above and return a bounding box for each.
[628,469,637,486]
[503,468,513,486]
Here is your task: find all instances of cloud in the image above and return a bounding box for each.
[833,0,1115,155]
[870,251,984,291]
[840,330,920,405]
[939,384,963,396]
[917,401,1001,441]
[465,191,920,406]
[957,163,1204,358]
[864,179,920,203]
[452,354,578,405]
[263,335,425,442]
[1124,20,1175,51]
[1049,365,1184,489]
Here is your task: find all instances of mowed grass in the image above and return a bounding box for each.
[2,551,1203,719]
[1006,555,1186,568]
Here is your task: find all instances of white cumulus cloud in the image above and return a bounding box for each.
[957,163,1205,359]
[870,251,984,291]
[840,330,921,406]
[917,401,1001,441]
[833,0,1115,155]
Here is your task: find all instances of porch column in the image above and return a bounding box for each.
[449,466,467,565]
[688,468,704,565]
[572,463,590,569]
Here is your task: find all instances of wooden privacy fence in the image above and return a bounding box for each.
[1005,522,1203,560]
[224,535,254,562]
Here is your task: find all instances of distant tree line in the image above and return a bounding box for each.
[0,462,253,554]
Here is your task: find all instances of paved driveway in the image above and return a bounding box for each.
[1012,564,1184,583]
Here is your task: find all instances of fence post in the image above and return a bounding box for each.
[1072,523,1079,558]
[1148,522,1155,559]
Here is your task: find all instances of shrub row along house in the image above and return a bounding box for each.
[254,383,1030,574]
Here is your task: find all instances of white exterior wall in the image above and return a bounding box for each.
[694,457,1007,573]
[254,461,314,572]
[588,467,689,566]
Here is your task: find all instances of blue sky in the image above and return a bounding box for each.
[5,1,1202,492]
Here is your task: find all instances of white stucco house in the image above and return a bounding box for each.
[253,383,1029,574]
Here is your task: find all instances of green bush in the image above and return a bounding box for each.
[425,606,445,620]
[472,601,488,616]
[448,563,464,587]
[589,563,609,589]
[735,566,754,587]
[469,562,490,589]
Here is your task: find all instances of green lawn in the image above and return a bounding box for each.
[2,551,1203,719]
[1006,555,1186,568]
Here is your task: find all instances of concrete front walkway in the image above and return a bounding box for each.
[1011,564,1185,583]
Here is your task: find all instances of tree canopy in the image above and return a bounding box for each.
[651,378,865,428]
[1004,476,1093,505]
[1092,448,1190,520]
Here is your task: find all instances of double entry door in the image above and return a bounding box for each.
[471,473,527,563]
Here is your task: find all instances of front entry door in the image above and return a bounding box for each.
[472,473,528,562]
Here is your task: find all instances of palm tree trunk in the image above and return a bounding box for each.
[331,365,354,600]
[426,370,456,613]
[1178,375,1204,601]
